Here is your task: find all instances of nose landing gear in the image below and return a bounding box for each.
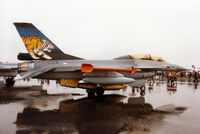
[140,90,145,96]
[140,86,146,96]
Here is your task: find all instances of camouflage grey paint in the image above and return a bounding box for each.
[16,59,185,80]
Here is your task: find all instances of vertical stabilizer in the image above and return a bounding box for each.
[14,23,82,60]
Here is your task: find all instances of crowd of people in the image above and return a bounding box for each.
[155,71,199,87]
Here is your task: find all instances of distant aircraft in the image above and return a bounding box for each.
[0,62,18,87]
[192,65,200,73]
[1,23,186,97]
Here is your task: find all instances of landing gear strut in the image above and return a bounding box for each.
[96,88,104,97]
[5,77,15,88]
[87,88,105,98]
[87,90,95,98]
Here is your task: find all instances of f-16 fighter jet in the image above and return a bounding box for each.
[3,23,185,97]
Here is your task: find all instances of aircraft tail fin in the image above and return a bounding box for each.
[192,65,196,69]
[14,22,82,60]
[192,65,197,72]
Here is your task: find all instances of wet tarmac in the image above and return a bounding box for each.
[0,79,199,134]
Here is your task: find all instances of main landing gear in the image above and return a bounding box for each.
[140,86,145,96]
[5,77,15,88]
[87,88,105,98]
[87,90,95,98]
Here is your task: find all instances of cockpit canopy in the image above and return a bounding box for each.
[115,54,165,62]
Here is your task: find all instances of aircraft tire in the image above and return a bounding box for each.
[87,90,95,98]
[5,77,15,88]
[140,91,145,96]
[96,89,104,97]
[140,86,145,91]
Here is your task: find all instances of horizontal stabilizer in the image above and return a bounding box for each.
[15,67,54,80]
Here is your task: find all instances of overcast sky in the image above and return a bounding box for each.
[1,0,200,67]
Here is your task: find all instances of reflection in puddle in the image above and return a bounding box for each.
[0,103,24,134]
[16,95,186,134]
[0,80,197,134]
[16,96,152,134]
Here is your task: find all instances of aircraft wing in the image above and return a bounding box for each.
[0,63,18,77]
[15,67,55,80]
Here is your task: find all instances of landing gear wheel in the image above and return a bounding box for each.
[5,77,15,88]
[87,90,95,98]
[140,91,145,96]
[96,89,104,97]
[140,86,145,91]
[172,82,177,87]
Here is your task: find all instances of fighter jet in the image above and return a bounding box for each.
[0,62,18,87]
[3,22,186,97]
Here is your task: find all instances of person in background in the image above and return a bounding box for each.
[194,72,199,82]
[188,72,192,79]
[168,72,172,86]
